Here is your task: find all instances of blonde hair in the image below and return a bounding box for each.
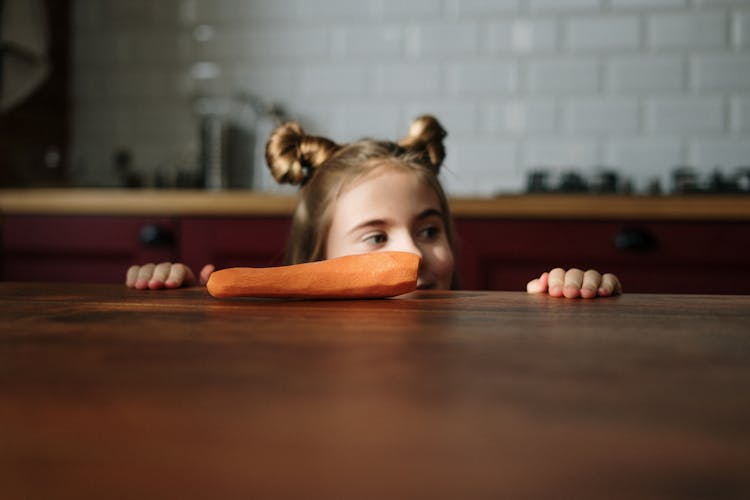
[265,115,454,268]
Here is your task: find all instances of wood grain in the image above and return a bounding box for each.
[2,189,750,219]
[1,283,749,499]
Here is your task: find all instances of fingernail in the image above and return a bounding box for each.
[598,287,611,297]
[165,280,178,288]
[581,287,596,299]
[563,286,580,299]
[549,285,562,297]
[135,279,147,289]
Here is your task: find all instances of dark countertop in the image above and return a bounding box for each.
[2,283,749,499]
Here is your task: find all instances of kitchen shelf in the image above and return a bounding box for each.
[1,189,749,220]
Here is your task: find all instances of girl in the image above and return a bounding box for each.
[126,116,622,299]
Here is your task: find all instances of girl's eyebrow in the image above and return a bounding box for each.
[417,208,444,221]
[346,208,444,236]
[346,218,388,236]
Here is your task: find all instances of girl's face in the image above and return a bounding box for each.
[326,167,455,290]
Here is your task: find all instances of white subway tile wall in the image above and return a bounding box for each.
[71,0,750,194]
[646,96,726,133]
[605,136,683,192]
[566,16,641,51]
[647,11,728,49]
[607,56,684,91]
[563,97,640,134]
[732,95,750,131]
[736,9,750,48]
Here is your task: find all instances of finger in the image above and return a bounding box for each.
[126,265,140,288]
[547,268,566,297]
[599,273,622,296]
[148,262,173,290]
[166,264,196,289]
[581,269,602,299]
[135,263,155,290]
[199,264,216,286]
[563,268,584,298]
[526,271,549,294]
[612,274,623,295]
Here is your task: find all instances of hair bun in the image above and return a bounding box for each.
[398,115,447,171]
[265,122,340,185]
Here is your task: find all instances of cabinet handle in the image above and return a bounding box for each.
[139,224,174,247]
[614,228,656,252]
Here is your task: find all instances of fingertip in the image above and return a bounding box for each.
[580,287,596,299]
[549,285,563,298]
[200,264,216,285]
[165,280,180,289]
[563,286,580,299]
[598,287,612,297]
[148,280,165,290]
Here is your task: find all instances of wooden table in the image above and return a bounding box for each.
[2,283,749,499]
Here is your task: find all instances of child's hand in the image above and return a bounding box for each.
[126,263,215,290]
[526,268,622,299]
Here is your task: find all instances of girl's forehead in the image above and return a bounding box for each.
[340,162,430,196]
[334,167,443,220]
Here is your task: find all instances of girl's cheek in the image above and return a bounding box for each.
[428,246,455,286]
[437,241,455,266]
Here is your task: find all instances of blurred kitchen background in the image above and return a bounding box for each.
[2,0,750,196]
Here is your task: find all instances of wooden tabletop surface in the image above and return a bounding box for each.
[1,283,749,499]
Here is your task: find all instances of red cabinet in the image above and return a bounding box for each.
[2,214,749,294]
[1,215,291,284]
[2,216,178,283]
[179,217,291,272]
[454,219,750,294]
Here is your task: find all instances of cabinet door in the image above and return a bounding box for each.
[179,217,291,273]
[2,216,178,283]
[455,219,750,294]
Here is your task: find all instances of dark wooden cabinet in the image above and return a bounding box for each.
[179,217,290,272]
[2,213,749,293]
[1,215,178,283]
[454,219,750,294]
[0,215,290,284]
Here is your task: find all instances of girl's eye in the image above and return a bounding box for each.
[363,233,387,245]
[418,226,440,240]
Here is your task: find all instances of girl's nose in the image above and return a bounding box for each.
[390,235,423,260]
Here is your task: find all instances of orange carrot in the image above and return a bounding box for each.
[206,251,420,299]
